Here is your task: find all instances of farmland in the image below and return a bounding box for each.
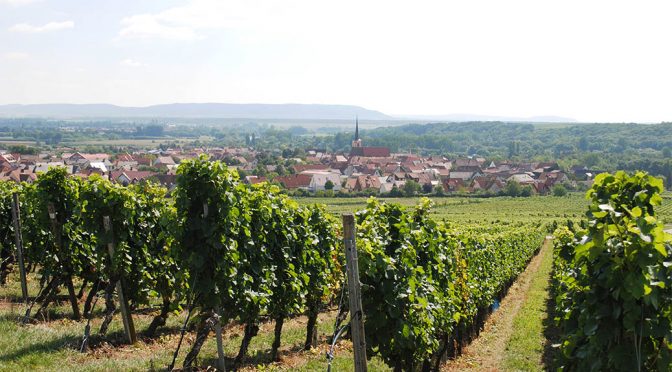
[0,171,671,371]
[0,166,557,371]
[302,192,672,225]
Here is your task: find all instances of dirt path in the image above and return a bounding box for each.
[442,238,552,371]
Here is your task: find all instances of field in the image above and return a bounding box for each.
[300,192,672,225]
[1,192,670,371]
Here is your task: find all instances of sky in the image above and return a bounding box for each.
[1,0,672,122]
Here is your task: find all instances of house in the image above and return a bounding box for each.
[88,162,108,173]
[298,171,341,192]
[539,170,568,185]
[1,169,37,183]
[66,152,110,165]
[344,175,382,192]
[470,175,506,194]
[454,158,481,171]
[379,182,395,194]
[276,174,312,190]
[349,147,391,158]
[116,153,135,162]
[110,170,157,185]
[135,156,154,167]
[508,173,536,184]
[293,164,330,173]
[33,162,68,174]
[244,176,268,185]
[0,153,17,165]
[443,178,465,192]
[449,171,476,181]
[153,174,178,190]
[154,156,176,168]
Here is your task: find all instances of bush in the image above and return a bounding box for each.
[552,184,568,196]
[552,171,672,371]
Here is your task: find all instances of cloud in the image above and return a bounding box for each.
[9,21,74,33]
[116,0,292,41]
[119,14,200,41]
[120,58,146,67]
[3,52,30,60]
[0,0,41,6]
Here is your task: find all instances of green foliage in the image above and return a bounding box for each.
[505,181,522,197]
[552,171,672,371]
[355,197,544,369]
[79,175,179,307]
[552,184,568,197]
[0,181,18,284]
[27,168,93,280]
[0,181,16,251]
[174,155,244,311]
[172,157,341,361]
[403,180,421,196]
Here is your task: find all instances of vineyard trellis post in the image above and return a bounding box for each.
[102,216,137,344]
[47,202,81,320]
[204,201,227,372]
[342,213,368,372]
[11,192,28,303]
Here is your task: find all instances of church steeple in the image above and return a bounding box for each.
[352,116,362,148]
[355,116,359,141]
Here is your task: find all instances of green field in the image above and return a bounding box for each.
[299,192,672,226]
[62,136,215,148]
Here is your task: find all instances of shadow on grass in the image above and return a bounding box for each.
[0,293,73,304]
[0,304,108,324]
[199,342,310,371]
[0,333,80,362]
[542,273,561,370]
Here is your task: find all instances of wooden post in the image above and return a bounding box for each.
[342,213,367,372]
[103,216,137,344]
[215,307,226,371]
[11,193,28,303]
[47,203,81,320]
[204,202,226,371]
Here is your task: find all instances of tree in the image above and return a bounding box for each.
[389,185,404,197]
[434,185,445,196]
[324,180,334,190]
[520,185,533,197]
[552,184,568,197]
[422,182,434,194]
[504,180,522,197]
[663,147,671,158]
[578,136,589,151]
[403,180,421,196]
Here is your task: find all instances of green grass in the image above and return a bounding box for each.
[299,193,590,226]
[503,240,559,371]
[300,191,672,226]
[0,271,390,371]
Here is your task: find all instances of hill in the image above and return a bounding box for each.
[0,103,391,120]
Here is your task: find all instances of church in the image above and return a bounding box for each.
[349,117,391,157]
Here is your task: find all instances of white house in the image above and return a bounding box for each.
[301,170,342,192]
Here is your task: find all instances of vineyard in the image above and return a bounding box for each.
[1,160,670,371]
[552,172,672,371]
[0,155,551,371]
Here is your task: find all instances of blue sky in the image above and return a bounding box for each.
[1,0,672,122]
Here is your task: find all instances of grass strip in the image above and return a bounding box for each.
[502,239,559,371]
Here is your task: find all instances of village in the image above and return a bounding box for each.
[0,123,595,197]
